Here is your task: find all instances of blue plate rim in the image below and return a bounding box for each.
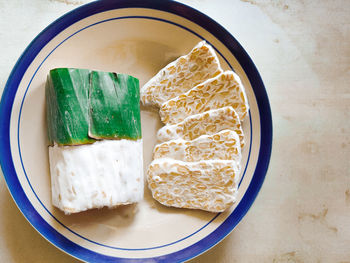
[0,0,273,262]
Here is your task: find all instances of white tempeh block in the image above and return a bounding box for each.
[49,139,143,214]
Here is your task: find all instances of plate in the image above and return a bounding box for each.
[0,1,272,262]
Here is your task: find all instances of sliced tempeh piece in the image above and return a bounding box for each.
[141,41,222,107]
[147,158,241,212]
[159,71,249,124]
[157,106,245,148]
[153,130,241,162]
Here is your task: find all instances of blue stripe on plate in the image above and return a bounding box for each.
[0,0,272,262]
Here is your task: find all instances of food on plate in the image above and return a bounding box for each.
[46,68,143,214]
[140,41,251,213]
[157,106,245,148]
[153,130,241,163]
[147,158,241,212]
[140,41,222,107]
[159,71,249,124]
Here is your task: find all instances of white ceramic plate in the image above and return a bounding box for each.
[0,1,272,262]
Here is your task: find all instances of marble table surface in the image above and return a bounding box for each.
[0,0,349,262]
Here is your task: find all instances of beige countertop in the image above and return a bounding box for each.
[0,0,349,262]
